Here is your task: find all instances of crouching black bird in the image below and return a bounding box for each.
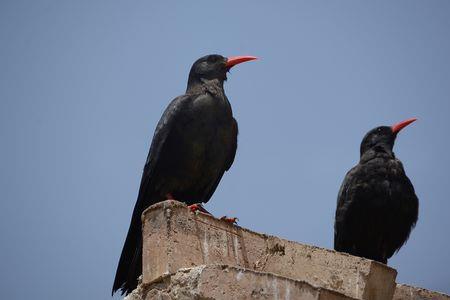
[334,118,419,264]
[112,54,257,295]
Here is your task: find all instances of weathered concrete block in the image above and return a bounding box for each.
[141,200,397,300]
[394,284,450,300]
[134,265,356,300]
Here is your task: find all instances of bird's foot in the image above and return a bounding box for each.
[188,203,212,215]
[220,216,238,224]
[188,203,201,212]
[187,204,235,223]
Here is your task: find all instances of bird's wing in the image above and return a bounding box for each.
[139,94,192,199]
[202,117,238,203]
[334,165,360,251]
[129,94,193,216]
[383,160,419,257]
[225,118,238,171]
[335,162,387,254]
[335,158,419,262]
[113,94,192,295]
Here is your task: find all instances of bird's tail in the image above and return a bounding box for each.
[112,213,143,296]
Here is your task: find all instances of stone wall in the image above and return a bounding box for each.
[124,200,449,300]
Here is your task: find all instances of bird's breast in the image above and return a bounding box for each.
[169,98,234,177]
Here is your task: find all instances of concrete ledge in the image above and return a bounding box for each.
[128,265,356,300]
[394,284,450,300]
[141,200,397,300]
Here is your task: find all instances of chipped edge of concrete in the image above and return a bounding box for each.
[141,201,396,271]
[130,264,358,300]
[124,276,144,300]
[395,283,450,299]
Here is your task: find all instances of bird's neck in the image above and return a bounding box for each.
[360,146,395,163]
[186,78,225,97]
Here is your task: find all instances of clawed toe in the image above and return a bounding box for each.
[220,216,238,224]
[188,203,201,213]
[188,203,212,215]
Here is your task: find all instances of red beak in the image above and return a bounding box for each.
[226,56,258,69]
[391,118,417,134]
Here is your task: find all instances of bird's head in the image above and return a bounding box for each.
[188,54,257,87]
[360,118,417,156]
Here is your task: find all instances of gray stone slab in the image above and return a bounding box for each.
[141,200,397,300]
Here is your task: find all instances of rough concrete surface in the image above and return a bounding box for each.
[394,284,450,300]
[127,265,356,300]
[141,200,397,300]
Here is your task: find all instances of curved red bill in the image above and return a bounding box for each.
[391,118,417,134]
[226,56,258,68]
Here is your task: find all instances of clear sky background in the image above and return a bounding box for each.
[1,1,449,299]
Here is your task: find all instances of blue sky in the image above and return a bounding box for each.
[1,1,449,299]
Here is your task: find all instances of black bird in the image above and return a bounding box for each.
[112,54,257,295]
[334,118,419,264]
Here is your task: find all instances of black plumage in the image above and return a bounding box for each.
[334,118,419,264]
[112,54,256,295]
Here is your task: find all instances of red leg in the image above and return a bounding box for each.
[188,203,212,215]
[188,203,201,212]
[220,216,239,224]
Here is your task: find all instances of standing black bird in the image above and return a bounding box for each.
[112,54,257,295]
[334,118,419,264]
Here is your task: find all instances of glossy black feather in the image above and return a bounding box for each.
[112,55,239,295]
[334,126,419,264]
